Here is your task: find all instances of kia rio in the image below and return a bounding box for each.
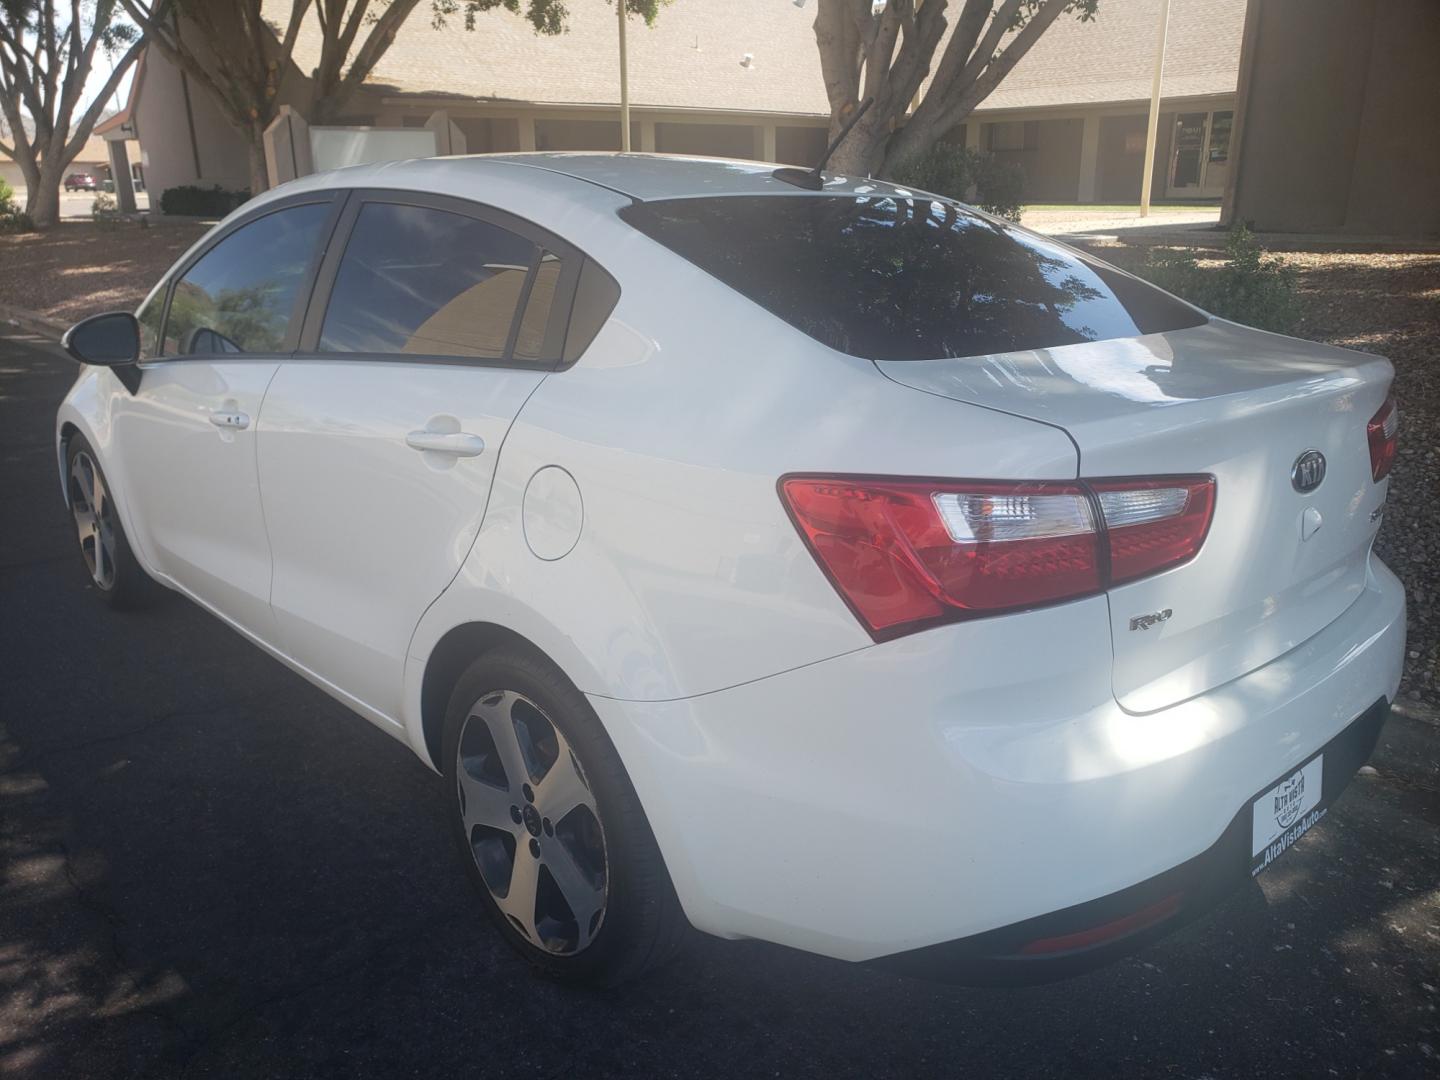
[55,154,1405,985]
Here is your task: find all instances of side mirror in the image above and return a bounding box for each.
[63,312,140,368]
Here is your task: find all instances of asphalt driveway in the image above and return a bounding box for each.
[2,332,1438,1079]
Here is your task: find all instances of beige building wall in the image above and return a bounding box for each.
[1226,0,1440,235]
[135,46,253,199]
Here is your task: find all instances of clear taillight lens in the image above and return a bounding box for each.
[1090,476,1216,584]
[781,474,1215,639]
[1367,393,1398,482]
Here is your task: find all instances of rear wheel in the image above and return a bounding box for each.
[442,647,685,985]
[65,435,156,609]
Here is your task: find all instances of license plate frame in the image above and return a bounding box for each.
[1250,754,1325,877]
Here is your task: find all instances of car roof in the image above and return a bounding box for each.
[483,152,920,202]
[296,153,921,204]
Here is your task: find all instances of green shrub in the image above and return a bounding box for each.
[92,190,120,230]
[0,178,34,234]
[1139,224,1300,333]
[886,142,1026,222]
[158,184,250,217]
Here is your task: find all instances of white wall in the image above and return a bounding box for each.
[309,127,438,172]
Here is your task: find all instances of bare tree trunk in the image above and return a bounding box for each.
[27,157,64,227]
[247,130,269,195]
[826,114,891,177]
[810,0,1096,180]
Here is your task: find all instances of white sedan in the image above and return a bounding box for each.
[55,154,1405,985]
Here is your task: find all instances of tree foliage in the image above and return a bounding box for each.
[811,0,1097,176]
[1140,225,1301,334]
[120,0,669,195]
[888,139,1024,220]
[0,0,145,226]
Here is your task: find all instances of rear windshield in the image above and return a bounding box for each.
[620,195,1205,361]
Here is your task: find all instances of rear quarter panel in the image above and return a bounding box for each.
[403,216,1084,757]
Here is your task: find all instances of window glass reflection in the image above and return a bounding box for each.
[621,195,1205,361]
[320,203,541,359]
[166,203,329,356]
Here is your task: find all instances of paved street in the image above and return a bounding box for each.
[2,332,1438,1079]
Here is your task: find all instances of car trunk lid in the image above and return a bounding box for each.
[877,319,1394,712]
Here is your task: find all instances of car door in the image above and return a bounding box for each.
[256,191,581,723]
[113,195,339,642]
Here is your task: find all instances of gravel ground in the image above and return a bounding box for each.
[1075,237,1440,713]
[0,220,207,326]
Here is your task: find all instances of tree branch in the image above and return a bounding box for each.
[813,0,864,122]
[61,32,145,161]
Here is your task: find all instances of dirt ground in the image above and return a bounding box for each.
[0,220,207,327]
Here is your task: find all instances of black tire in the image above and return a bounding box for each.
[442,646,687,985]
[64,434,160,610]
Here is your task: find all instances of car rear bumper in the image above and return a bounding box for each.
[869,695,1388,983]
[589,554,1405,968]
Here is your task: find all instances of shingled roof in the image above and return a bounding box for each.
[277,0,1243,118]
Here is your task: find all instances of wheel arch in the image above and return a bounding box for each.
[417,621,565,773]
[57,420,81,504]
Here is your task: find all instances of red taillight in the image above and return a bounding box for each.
[1089,476,1216,584]
[781,474,1215,639]
[1367,393,1398,482]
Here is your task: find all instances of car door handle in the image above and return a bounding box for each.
[404,430,486,457]
[209,410,250,430]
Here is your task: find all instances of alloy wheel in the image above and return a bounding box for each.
[69,450,117,590]
[456,690,609,955]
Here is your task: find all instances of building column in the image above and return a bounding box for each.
[1077,111,1101,203]
[640,118,656,153]
[518,115,537,151]
[965,122,981,151]
[760,123,777,162]
[106,139,136,213]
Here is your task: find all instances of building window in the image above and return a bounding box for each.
[1208,111,1234,165]
[986,120,1039,153]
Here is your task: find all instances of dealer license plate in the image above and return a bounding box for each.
[1250,755,1324,877]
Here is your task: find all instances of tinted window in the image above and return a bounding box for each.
[166,203,329,355]
[320,202,541,359]
[620,195,1205,361]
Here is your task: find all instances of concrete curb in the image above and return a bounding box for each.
[0,301,66,340]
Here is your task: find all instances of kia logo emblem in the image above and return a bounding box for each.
[1291,450,1326,493]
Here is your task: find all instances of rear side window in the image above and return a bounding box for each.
[165,203,330,355]
[319,202,550,360]
[620,195,1205,361]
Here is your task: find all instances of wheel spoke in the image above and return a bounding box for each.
[73,506,97,545]
[70,457,94,511]
[534,748,592,821]
[474,694,532,793]
[92,528,108,585]
[497,844,541,941]
[542,836,605,947]
[92,475,106,524]
[457,766,516,832]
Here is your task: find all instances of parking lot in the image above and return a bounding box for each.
[2,330,1438,1079]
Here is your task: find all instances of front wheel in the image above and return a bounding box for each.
[442,647,686,985]
[65,435,157,609]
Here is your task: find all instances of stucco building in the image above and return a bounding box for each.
[1223,0,1440,236]
[104,0,1245,209]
